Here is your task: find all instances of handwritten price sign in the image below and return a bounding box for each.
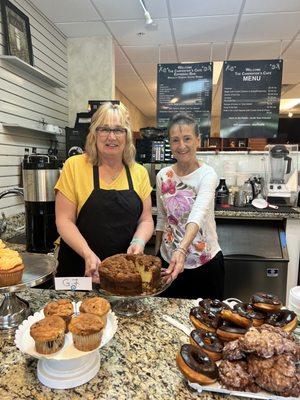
[54,277,92,291]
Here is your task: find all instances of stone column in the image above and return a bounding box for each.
[67,36,115,126]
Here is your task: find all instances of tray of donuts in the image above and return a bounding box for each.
[176,292,300,399]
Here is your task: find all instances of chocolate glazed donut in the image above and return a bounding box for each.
[199,299,230,315]
[234,303,266,327]
[189,307,220,333]
[216,321,247,342]
[176,343,218,385]
[266,310,298,333]
[190,329,224,361]
[220,308,253,329]
[251,292,282,312]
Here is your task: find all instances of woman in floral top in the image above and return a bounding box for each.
[155,113,224,299]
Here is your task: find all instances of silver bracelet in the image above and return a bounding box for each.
[130,237,145,247]
[173,247,187,257]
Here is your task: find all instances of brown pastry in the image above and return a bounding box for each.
[44,299,73,332]
[69,313,104,351]
[30,316,66,354]
[176,344,219,385]
[218,360,259,392]
[190,329,224,361]
[99,253,161,295]
[79,297,111,325]
[250,292,282,313]
[248,353,300,396]
[239,324,298,358]
[189,307,221,333]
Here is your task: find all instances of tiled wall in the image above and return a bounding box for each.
[197,150,300,193]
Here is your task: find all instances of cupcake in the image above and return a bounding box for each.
[30,315,66,354]
[69,313,104,351]
[44,299,73,332]
[79,297,111,326]
[0,248,24,287]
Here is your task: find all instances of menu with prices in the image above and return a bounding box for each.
[220,59,283,138]
[157,63,213,135]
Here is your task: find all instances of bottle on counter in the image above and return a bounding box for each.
[243,179,253,204]
[215,178,229,207]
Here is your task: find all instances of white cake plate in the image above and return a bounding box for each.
[15,303,118,389]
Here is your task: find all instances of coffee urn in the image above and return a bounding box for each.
[22,154,61,253]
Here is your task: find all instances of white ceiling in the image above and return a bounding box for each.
[31,0,300,119]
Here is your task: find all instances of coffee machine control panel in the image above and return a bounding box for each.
[136,139,174,163]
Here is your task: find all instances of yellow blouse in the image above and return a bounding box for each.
[55,154,152,216]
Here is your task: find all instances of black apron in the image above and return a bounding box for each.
[56,165,143,277]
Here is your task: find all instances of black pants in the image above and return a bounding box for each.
[158,251,225,300]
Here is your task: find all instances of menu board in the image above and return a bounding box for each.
[157,63,213,135]
[220,59,283,138]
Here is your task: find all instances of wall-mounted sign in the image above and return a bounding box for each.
[220,59,283,138]
[157,63,213,135]
[1,0,34,65]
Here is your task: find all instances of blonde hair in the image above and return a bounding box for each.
[85,102,136,166]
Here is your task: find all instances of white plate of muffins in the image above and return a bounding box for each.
[15,297,118,360]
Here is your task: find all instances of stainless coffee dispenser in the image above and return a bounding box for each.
[22,154,61,253]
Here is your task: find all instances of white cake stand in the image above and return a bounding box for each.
[97,280,172,317]
[14,305,118,389]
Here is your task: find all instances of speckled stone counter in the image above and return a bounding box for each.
[0,289,248,400]
[215,206,300,220]
[1,213,25,240]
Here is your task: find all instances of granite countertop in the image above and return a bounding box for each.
[0,213,25,240]
[0,289,250,400]
[215,205,300,220]
[152,206,300,220]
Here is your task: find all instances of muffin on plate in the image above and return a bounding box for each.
[79,297,111,326]
[69,313,104,351]
[0,248,24,287]
[30,315,66,354]
[44,299,73,332]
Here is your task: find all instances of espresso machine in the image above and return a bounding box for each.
[22,151,61,253]
[267,144,298,205]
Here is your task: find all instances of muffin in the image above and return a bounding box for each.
[30,315,66,354]
[44,299,73,332]
[79,297,111,326]
[69,313,104,351]
[0,248,24,287]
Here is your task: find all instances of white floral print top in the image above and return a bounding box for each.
[156,163,221,269]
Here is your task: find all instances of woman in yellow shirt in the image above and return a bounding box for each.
[55,102,154,282]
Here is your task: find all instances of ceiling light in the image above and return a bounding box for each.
[138,0,156,27]
[144,10,153,25]
[280,98,300,110]
[288,111,293,118]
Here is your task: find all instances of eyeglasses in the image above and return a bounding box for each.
[95,126,127,136]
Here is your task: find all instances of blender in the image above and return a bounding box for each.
[267,144,292,202]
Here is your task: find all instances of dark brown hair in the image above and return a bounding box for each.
[167,113,199,137]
